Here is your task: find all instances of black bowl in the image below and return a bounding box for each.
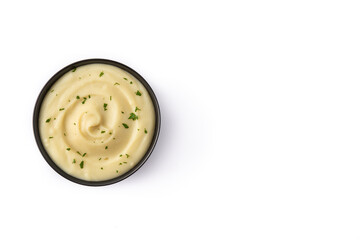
[33,59,161,186]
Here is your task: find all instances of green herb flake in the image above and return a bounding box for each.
[50,89,54,93]
[49,136,53,139]
[128,112,138,121]
[99,71,104,77]
[46,118,51,123]
[66,148,71,151]
[105,146,108,150]
[122,123,129,129]
[72,67,77,72]
[74,123,76,125]
[123,77,128,80]
[130,81,133,84]
[114,82,120,85]
[121,111,124,114]
[59,108,65,111]
[64,133,66,136]
[101,130,105,134]
[126,154,130,158]
[144,128,148,134]
[79,161,84,169]
[77,151,82,156]
[76,95,80,99]
[72,159,76,164]
[119,163,122,165]
[88,95,91,99]
[82,153,87,157]
[116,170,119,173]
[99,158,102,160]
[135,107,141,112]
[119,154,123,157]
[123,161,128,164]
[103,103,108,111]
[136,90,142,96]
[82,97,87,104]
[137,129,139,131]
[101,167,103,170]
[110,96,112,101]
[109,132,112,135]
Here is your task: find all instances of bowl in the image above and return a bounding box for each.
[33,59,161,186]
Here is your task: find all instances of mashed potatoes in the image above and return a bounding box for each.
[39,64,155,181]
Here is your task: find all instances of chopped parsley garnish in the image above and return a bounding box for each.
[74,123,76,125]
[82,97,87,104]
[110,96,112,101]
[128,112,138,121]
[135,107,141,112]
[103,103,108,111]
[105,146,108,150]
[109,132,112,135]
[99,71,104,77]
[72,159,76,163]
[123,77,128,80]
[130,81,133,84]
[49,136,53,139]
[59,108,65,111]
[119,163,122,165]
[77,151,82,156]
[116,170,119,173]
[101,167,103,170]
[88,95,91,98]
[72,67,77,72]
[101,130,105,134]
[76,95,80,99]
[82,153,87,157]
[119,154,123,157]
[136,90,142,96]
[99,158,102,160]
[114,82,120,85]
[64,133,66,136]
[79,161,84,169]
[144,128,148,134]
[46,118,51,123]
[50,89,54,93]
[123,162,127,164]
[66,148,71,151]
[122,123,129,129]
[121,111,124,114]
[126,154,130,158]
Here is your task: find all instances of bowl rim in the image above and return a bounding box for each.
[33,58,161,186]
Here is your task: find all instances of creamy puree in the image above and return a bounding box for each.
[39,64,155,181]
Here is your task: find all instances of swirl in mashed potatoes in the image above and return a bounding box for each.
[39,64,155,181]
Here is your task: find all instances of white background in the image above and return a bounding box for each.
[0,0,360,239]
